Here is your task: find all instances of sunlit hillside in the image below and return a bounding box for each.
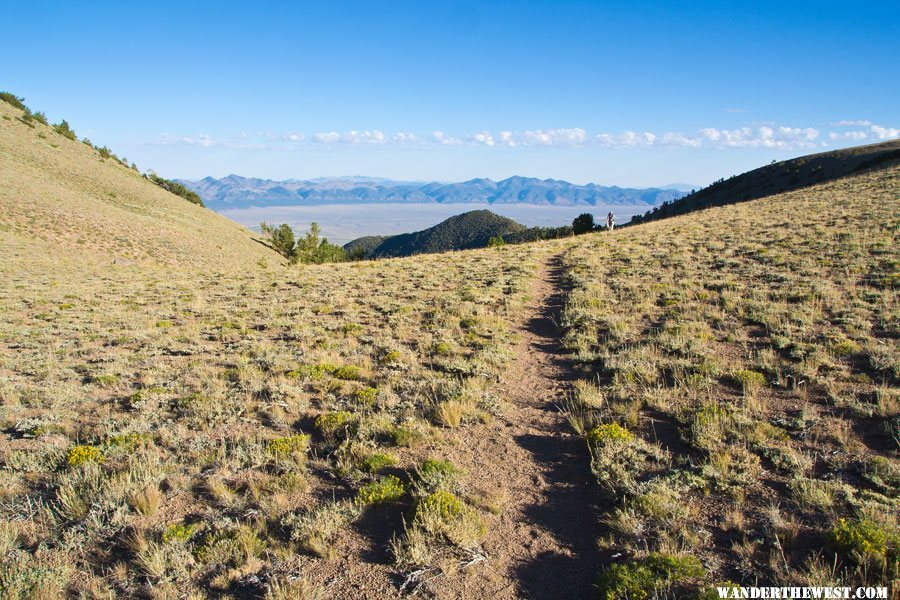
[0,100,276,280]
[0,96,897,599]
[562,165,899,595]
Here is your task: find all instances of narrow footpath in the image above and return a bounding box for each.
[438,254,601,599]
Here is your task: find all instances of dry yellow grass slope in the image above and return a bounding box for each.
[1,97,898,599]
[561,165,899,595]
[0,100,277,279]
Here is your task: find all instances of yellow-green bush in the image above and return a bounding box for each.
[314,411,354,438]
[357,475,406,505]
[267,434,310,457]
[162,522,197,544]
[829,518,891,563]
[353,386,379,407]
[586,423,634,446]
[359,451,396,473]
[66,445,104,467]
[597,553,705,600]
[333,365,362,381]
[413,490,485,547]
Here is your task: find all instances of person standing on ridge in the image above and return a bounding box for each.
[606,211,615,231]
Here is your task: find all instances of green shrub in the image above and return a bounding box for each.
[93,374,119,387]
[162,522,197,544]
[829,518,890,562]
[147,173,204,206]
[357,475,406,505]
[573,213,596,235]
[267,434,310,457]
[388,424,425,447]
[353,386,379,406]
[459,316,478,330]
[106,432,152,451]
[829,338,862,358]
[66,445,104,467]
[32,111,47,125]
[687,403,731,451]
[413,490,485,547]
[733,369,766,396]
[597,553,705,600]
[432,341,453,356]
[53,120,76,140]
[586,423,635,446]
[314,411,354,438]
[98,146,111,159]
[588,423,657,496]
[381,350,402,365]
[359,452,396,473]
[416,458,459,493]
[192,526,263,565]
[417,489,464,521]
[0,91,26,110]
[333,365,362,380]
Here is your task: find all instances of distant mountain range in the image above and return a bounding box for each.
[178,175,686,210]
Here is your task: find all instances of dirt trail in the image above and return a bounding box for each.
[439,254,601,599]
[303,254,601,599]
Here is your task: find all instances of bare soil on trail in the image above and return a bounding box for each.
[433,254,601,599]
[301,255,601,599]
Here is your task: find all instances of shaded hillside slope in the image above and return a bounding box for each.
[631,139,900,224]
[347,209,527,258]
[0,101,277,275]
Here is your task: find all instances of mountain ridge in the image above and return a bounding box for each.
[178,174,686,210]
[631,139,900,225]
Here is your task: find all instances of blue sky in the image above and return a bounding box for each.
[2,0,898,186]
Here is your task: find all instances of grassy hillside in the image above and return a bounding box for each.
[631,139,900,225]
[560,165,899,594]
[0,230,555,597]
[1,114,897,598]
[0,100,276,277]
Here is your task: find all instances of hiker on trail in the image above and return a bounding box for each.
[606,211,615,231]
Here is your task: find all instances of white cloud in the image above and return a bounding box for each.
[696,126,819,149]
[498,131,516,147]
[150,120,896,152]
[827,122,899,143]
[521,127,587,147]
[470,131,495,146]
[431,130,461,145]
[871,124,900,139]
[831,120,872,127]
[150,133,265,149]
[659,132,702,147]
[391,132,418,143]
[312,130,386,144]
[595,131,658,147]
